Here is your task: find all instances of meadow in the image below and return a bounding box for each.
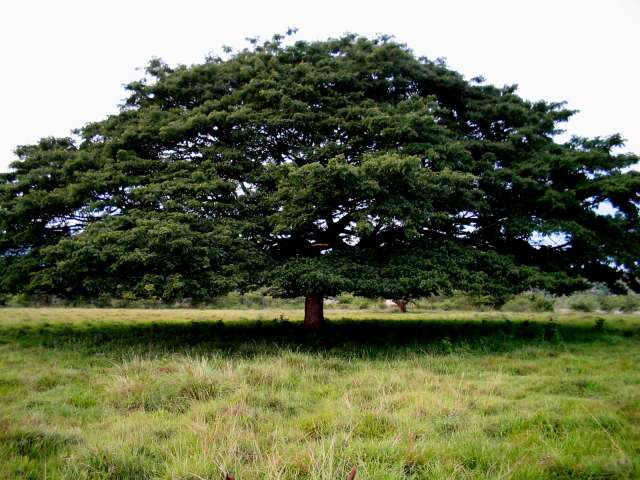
[0,308,639,479]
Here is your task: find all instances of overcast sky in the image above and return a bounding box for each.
[1,0,638,172]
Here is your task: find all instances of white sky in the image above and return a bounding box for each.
[1,0,638,172]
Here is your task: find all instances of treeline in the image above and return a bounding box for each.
[2,289,638,313]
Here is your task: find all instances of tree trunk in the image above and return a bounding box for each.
[304,294,324,328]
[395,299,407,313]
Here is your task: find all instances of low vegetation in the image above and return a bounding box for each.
[3,290,639,314]
[1,308,639,479]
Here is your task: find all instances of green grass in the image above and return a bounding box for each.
[0,308,639,479]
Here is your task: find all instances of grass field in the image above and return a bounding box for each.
[0,308,639,479]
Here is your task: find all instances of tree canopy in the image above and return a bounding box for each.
[1,32,639,325]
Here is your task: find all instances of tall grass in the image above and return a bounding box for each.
[0,308,639,478]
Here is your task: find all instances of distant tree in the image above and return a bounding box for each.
[1,33,638,326]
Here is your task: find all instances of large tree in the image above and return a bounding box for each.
[1,33,639,326]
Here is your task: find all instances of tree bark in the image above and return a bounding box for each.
[304,294,324,328]
[395,299,407,313]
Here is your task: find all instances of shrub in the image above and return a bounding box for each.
[332,293,382,309]
[599,295,620,312]
[565,292,639,313]
[415,292,494,311]
[567,293,601,312]
[336,292,355,305]
[603,293,640,312]
[618,294,640,312]
[6,293,32,307]
[209,291,304,309]
[593,318,606,332]
[597,294,637,312]
[502,292,555,312]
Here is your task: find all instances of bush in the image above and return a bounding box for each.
[567,293,601,312]
[502,292,555,312]
[617,294,640,312]
[563,292,640,313]
[332,293,382,309]
[335,292,355,305]
[599,295,620,312]
[415,292,495,311]
[209,291,304,309]
[596,293,638,313]
[6,293,32,307]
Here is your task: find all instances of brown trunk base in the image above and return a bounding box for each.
[304,294,324,328]
[395,299,407,313]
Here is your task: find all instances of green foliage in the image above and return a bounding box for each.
[334,292,383,309]
[414,292,496,311]
[567,293,602,312]
[563,292,640,313]
[1,32,638,303]
[210,290,304,309]
[601,293,640,312]
[502,291,555,312]
[5,293,32,307]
